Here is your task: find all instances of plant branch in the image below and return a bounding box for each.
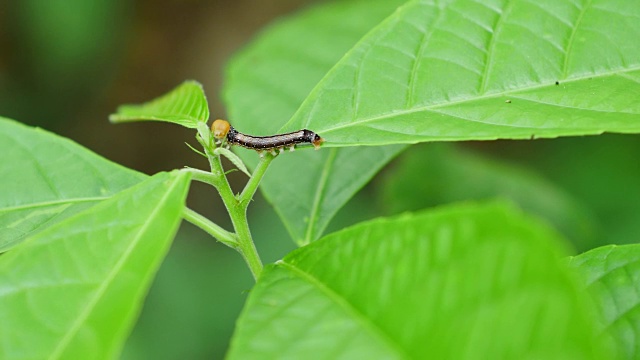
[194,126,271,281]
[182,167,217,186]
[207,151,264,281]
[182,207,237,248]
[238,154,274,208]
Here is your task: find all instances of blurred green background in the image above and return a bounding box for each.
[1,0,638,358]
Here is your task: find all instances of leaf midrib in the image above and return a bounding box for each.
[278,260,409,359]
[302,148,337,245]
[0,197,107,213]
[316,65,640,136]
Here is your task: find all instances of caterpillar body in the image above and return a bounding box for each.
[211,119,323,155]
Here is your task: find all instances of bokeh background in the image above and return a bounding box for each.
[2,0,639,358]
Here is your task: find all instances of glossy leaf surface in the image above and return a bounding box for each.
[228,202,602,359]
[224,0,407,245]
[0,117,146,252]
[110,80,209,128]
[0,171,191,360]
[569,244,640,360]
[281,0,640,145]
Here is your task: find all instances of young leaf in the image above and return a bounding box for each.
[110,80,209,128]
[213,147,251,177]
[0,171,190,360]
[224,0,407,245]
[228,202,603,359]
[380,144,598,251]
[0,117,146,252]
[568,244,640,360]
[281,0,640,145]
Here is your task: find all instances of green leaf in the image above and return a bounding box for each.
[224,0,407,245]
[213,147,251,177]
[282,0,640,145]
[0,117,146,252]
[228,202,602,359]
[380,144,598,251]
[269,146,402,245]
[568,244,640,360]
[110,80,209,128]
[0,171,191,360]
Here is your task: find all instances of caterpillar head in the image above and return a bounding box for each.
[211,119,231,140]
[303,130,324,150]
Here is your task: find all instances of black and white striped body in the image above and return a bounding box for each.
[227,127,322,151]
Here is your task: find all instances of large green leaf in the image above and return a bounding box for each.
[224,0,407,245]
[569,244,640,360]
[0,171,190,360]
[228,202,602,359]
[109,80,209,128]
[0,117,146,252]
[380,144,597,251]
[281,0,640,145]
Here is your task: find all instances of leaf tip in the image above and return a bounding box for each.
[108,113,122,123]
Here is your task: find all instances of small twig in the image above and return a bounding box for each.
[182,207,237,248]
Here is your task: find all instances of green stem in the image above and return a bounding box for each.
[238,154,274,206]
[193,133,275,281]
[207,153,264,281]
[182,167,217,186]
[232,208,263,280]
[182,207,237,248]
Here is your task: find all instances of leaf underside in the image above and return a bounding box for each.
[224,0,408,245]
[224,0,640,244]
[281,0,640,145]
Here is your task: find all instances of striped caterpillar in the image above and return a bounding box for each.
[211,119,323,156]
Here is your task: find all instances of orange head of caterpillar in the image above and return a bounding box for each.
[302,130,324,150]
[211,119,231,140]
[311,134,324,150]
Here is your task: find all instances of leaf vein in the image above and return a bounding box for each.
[318,65,640,135]
[0,197,107,213]
[508,94,640,115]
[561,0,592,78]
[278,260,409,359]
[478,0,513,94]
[303,148,337,245]
[406,7,442,108]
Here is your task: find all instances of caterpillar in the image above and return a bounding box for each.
[211,119,323,155]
